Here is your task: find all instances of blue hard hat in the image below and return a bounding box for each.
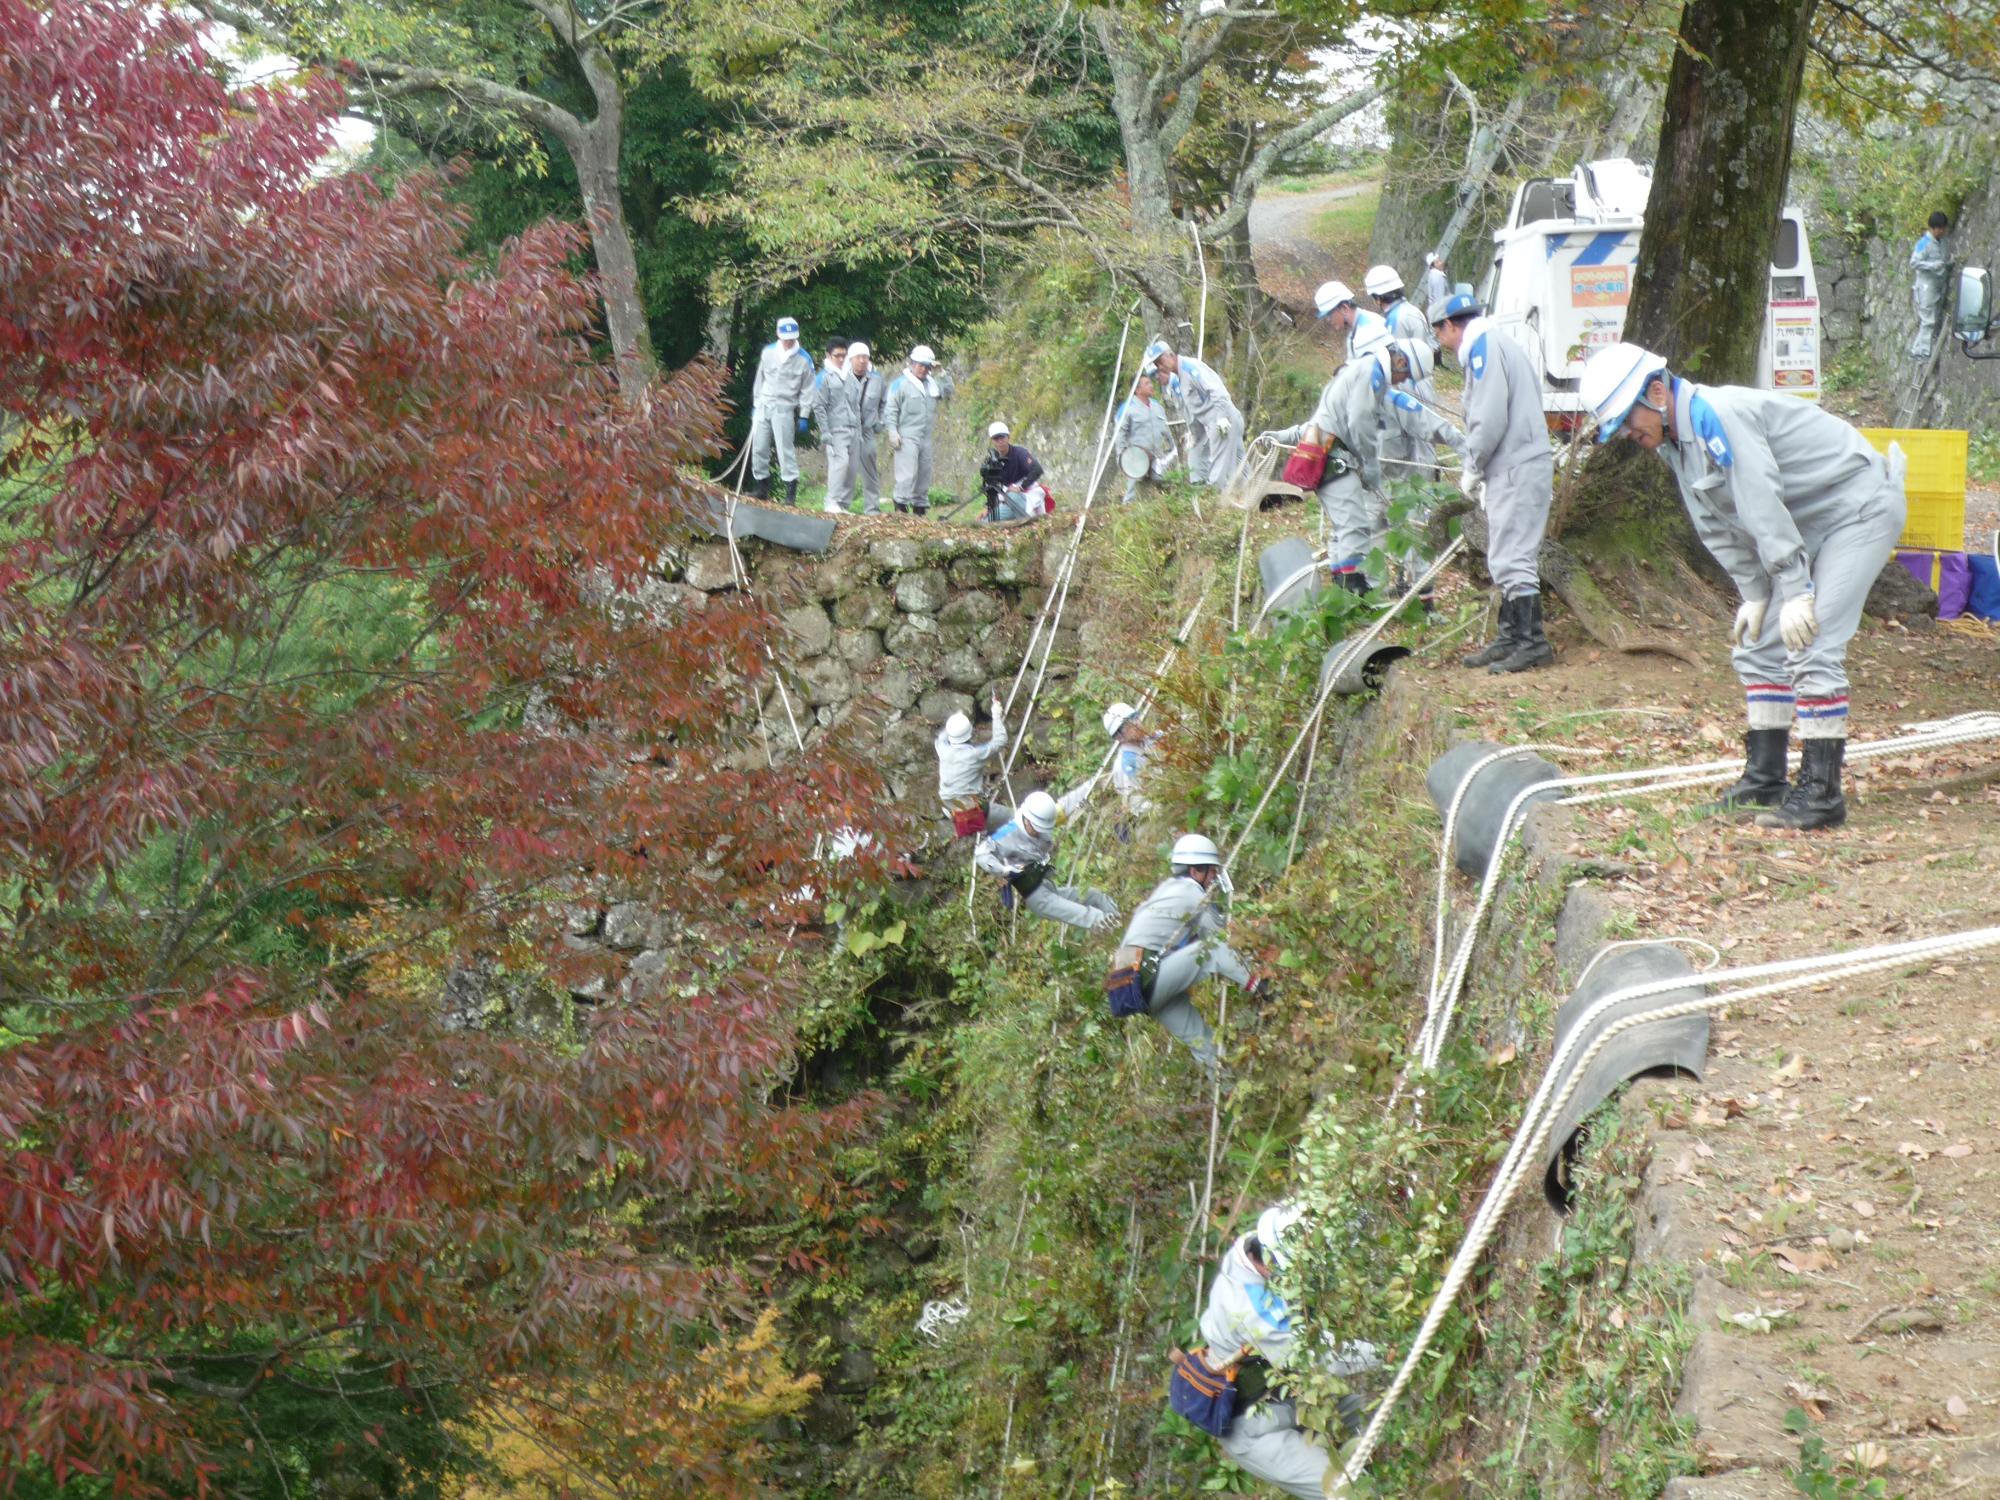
[1431,292,1481,325]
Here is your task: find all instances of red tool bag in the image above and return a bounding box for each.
[1281,438,1328,491]
[949,801,987,838]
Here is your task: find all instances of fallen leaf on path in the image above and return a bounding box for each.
[1947,1395,1971,1418]
[1852,1199,1876,1218]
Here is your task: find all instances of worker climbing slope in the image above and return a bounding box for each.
[973,785,1119,930]
[1147,341,1243,490]
[1434,292,1556,674]
[935,697,1008,838]
[1179,1204,1380,1499]
[1582,342,1907,831]
[1107,834,1267,1076]
[1261,333,1387,592]
[1102,701,1155,818]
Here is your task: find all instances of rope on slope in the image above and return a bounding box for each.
[1333,921,2000,1492]
[1413,711,2000,1073]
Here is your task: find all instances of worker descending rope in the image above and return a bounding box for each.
[1102,701,1155,818]
[1104,835,1269,1076]
[1377,337,1467,606]
[1260,323,1390,592]
[1170,1204,1380,1499]
[973,786,1120,930]
[934,697,1007,838]
[1581,342,1908,831]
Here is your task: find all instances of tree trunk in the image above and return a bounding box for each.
[1624,0,1817,378]
[574,126,656,403]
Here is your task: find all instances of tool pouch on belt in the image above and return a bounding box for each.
[1167,1347,1239,1436]
[1005,862,1047,900]
[1280,438,1328,491]
[948,798,987,838]
[1104,943,1149,1019]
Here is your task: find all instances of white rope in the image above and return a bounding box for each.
[1188,219,1209,364]
[1334,922,2000,1491]
[717,488,808,755]
[1412,711,2000,1072]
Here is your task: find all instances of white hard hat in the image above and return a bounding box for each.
[776,316,800,337]
[1581,342,1668,443]
[1254,1203,1305,1271]
[1423,250,1441,267]
[847,340,870,359]
[909,344,937,365]
[1102,701,1138,737]
[1143,338,1173,367]
[1390,337,1435,384]
[1349,310,1392,355]
[1019,790,1059,833]
[1364,263,1404,297]
[988,421,1011,439]
[1170,832,1222,868]
[1313,279,1355,318]
[944,711,973,743]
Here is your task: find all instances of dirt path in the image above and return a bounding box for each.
[1246,178,1376,334]
[1416,573,2000,1495]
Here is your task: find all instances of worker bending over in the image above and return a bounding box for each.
[1583,342,1906,830]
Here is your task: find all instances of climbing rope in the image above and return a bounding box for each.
[1335,921,2000,1492]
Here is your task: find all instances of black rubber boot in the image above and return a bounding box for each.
[1336,571,1370,595]
[894,501,911,514]
[783,478,798,506]
[1462,594,1522,669]
[1490,594,1555,673]
[748,475,771,501]
[1757,736,1846,831]
[1703,728,1790,814]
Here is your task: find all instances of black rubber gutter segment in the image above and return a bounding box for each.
[1319,639,1411,696]
[1257,537,1323,621]
[1543,943,1709,1211]
[1424,740,1565,879]
[703,495,838,554]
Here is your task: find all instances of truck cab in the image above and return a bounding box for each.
[1478,159,1822,425]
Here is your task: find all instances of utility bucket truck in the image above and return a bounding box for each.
[1477,158,1822,426]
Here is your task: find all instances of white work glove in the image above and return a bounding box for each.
[989,696,1003,727]
[1779,589,1819,653]
[1215,416,1232,439]
[1730,598,1767,648]
[1459,467,1485,504]
[889,432,903,451]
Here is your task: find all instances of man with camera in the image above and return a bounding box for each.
[979,421,1051,523]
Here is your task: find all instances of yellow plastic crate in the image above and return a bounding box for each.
[1860,427,1968,551]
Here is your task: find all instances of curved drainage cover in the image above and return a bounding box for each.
[1545,943,1709,1212]
[704,496,838,554]
[1424,740,1565,879]
[1258,538,1324,622]
[1320,639,1412,696]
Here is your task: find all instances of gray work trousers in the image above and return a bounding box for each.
[1485,450,1555,600]
[1023,881,1116,931]
[1190,406,1245,488]
[857,433,882,509]
[822,435,855,513]
[1219,1401,1329,1500]
[1315,468,1386,582]
[750,402,800,484]
[1731,467,1904,735]
[1147,938,1249,1074]
[1122,470,1165,504]
[892,437,934,510]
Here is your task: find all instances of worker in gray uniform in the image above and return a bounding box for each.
[1909,211,1951,363]
[808,337,858,515]
[1195,1203,1381,1499]
[1365,264,1430,345]
[748,316,816,505]
[884,344,952,516]
[1583,342,1907,831]
[1434,293,1555,673]
[1260,352,1385,592]
[846,343,887,513]
[1112,374,1175,503]
[973,785,1119,930]
[934,696,1007,837]
[1420,251,1452,321]
[1147,342,1242,490]
[1113,834,1267,1074]
[1380,337,1467,603]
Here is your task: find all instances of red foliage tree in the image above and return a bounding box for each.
[0,4,885,1492]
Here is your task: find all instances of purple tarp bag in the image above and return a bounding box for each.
[1897,549,1970,619]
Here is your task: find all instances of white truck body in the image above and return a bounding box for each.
[1477,158,1821,424]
